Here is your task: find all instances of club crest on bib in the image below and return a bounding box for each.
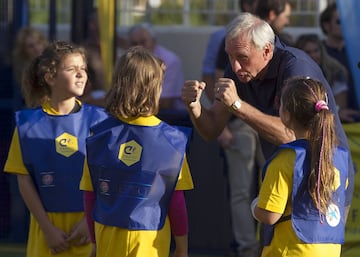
[118,140,142,166]
[55,132,78,157]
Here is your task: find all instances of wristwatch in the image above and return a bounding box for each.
[231,99,242,111]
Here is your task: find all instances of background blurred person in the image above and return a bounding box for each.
[127,22,185,111]
[79,8,107,107]
[296,33,360,123]
[12,26,48,109]
[6,26,48,243]
[320,2,357,110]
[255,0,294,45]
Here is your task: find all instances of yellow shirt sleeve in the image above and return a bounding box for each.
[175,154,194,191]
[79,158,94,191]
[4,102,83,175]
[258,148,295,216]
[4,128,29,175]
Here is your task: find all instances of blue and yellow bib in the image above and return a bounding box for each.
[17,104,107,212]
[262,140,348,245]
[86,116,191,230]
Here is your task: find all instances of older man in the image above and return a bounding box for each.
[182,11,354,234]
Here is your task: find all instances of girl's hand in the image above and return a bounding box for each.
[172,248,188,257]
[43,224,69,254]
[89,243,96,257]
[67,217,91,246]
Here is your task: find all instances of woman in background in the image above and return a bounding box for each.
[296,34,360,122]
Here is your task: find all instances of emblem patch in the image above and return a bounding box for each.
[55,132,78,157]
[118,140,142,166]
[40,172,55,187]
[326,203,341,227]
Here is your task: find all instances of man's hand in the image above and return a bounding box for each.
[214,78,241,108]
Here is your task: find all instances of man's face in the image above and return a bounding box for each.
[301,41,321,65]
[225,35,272,83]
[269,3,291,33]
[242,0,259,14]
[328,10,343,40]
[128,28,155,51]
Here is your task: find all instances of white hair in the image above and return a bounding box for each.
[226,12,275,50]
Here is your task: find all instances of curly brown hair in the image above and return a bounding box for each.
[22,41,87,107]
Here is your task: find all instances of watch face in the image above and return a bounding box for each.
[232,100,241,110]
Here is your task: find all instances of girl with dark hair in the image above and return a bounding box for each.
[252,77,348,257]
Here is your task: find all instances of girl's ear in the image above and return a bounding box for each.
[44,73,54,86]
[281,108,293,130]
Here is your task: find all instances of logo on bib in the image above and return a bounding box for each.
[55,132,78,157]
[118,140,142,166]
[40,172,55,187]
[326,203,341,227]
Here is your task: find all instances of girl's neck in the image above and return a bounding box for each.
[48,98,77,115]
[294,129,309,141]
[287,121,308,140]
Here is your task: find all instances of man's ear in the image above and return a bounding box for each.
[263,43,273,60]
[44,73,54,86]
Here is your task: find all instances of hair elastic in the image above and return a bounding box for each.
[315,100,329,112]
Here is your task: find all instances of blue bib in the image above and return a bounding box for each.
[262,140,348,245]
[86,116,191,230]
[17,104,107,212]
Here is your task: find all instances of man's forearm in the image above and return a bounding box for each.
[232,100,295,146]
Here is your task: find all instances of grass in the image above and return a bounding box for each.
[0,243,226,257]
[0,243,26,257]
[2,243,359,257]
